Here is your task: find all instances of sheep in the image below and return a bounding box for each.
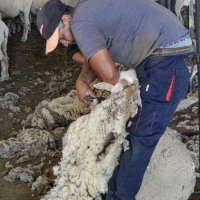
[31,0,78,16]
[175,0,195,22]
[29,0,79,32]
[6,16,23,35]
[41,69,141,200]
[135,127,195,200]
[0,0,32,42]
[40,69,195,200]
[0,14,9,81]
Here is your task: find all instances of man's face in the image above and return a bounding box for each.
[58,17,75,47]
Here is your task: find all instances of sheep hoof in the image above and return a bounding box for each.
[21,37,27,42]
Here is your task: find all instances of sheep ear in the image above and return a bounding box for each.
[93,82,114,92]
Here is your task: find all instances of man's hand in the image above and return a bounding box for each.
[76,80,96,105]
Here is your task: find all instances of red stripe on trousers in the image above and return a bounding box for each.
[150,112,156,134]
[135,107,142,132]
[166,73,174,101]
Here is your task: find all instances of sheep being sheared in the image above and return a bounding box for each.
[0,15,9,81]
[41,69,141,199]
[41,68,195,200]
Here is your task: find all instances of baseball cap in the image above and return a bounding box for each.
[37,0,67,54]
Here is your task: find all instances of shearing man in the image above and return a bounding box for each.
[37,0,195,199]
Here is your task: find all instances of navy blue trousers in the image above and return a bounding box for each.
[106,51,195,200]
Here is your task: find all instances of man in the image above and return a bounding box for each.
[37,0,195,199]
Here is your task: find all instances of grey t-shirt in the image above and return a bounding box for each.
[71,0,189,68]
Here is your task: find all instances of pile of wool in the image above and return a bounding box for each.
[176,91,198,112]
[183,134,199,169]
[0,92,20,112]
[22,90,91,130]
[22,81,110,130]
[41,80,141,199]
[43,71,75,99]
[4,167,35,183]
[0,128,55,158]
[31,175,53,195]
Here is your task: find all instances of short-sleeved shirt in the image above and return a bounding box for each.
[71,0,189,69]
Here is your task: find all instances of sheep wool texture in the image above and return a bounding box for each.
[41,81,141,199]
[22,83,110,130]
[40,81,195,199]
[136,127,196,200]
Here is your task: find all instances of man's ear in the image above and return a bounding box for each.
[62,14,72,23]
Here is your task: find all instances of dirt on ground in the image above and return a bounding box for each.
[0,24,199,200]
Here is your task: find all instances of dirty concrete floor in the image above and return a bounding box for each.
[0,24,199,200]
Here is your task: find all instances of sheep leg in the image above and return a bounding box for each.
[17,23,21,32]
[29,13,32,33]
[20,11,30,42]
[5,18,13,37]
[10,23,16,34]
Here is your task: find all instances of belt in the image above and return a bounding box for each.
[149,45,195,58]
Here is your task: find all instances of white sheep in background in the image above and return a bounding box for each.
[29,0,79,32]
[41,69,195,200]
[175,0,195,21]
[0,0,32,42]
[0,13,9,81]
[31,0,78,16]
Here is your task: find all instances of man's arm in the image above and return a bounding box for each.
[66,44,85,65]
[76,48,120,105]
[66,45,98,104]
[67,46,119,105]
[72,52,87,66]
[89,48,119,85]
[76,61,97,105]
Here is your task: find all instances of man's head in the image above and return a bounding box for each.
[37,0,74,54]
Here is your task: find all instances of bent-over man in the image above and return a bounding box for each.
[37,0,195,199]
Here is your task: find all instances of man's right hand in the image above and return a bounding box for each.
[76,80,96,105]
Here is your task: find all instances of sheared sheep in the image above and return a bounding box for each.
[40,68,195,200]
[135,127,195,200]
